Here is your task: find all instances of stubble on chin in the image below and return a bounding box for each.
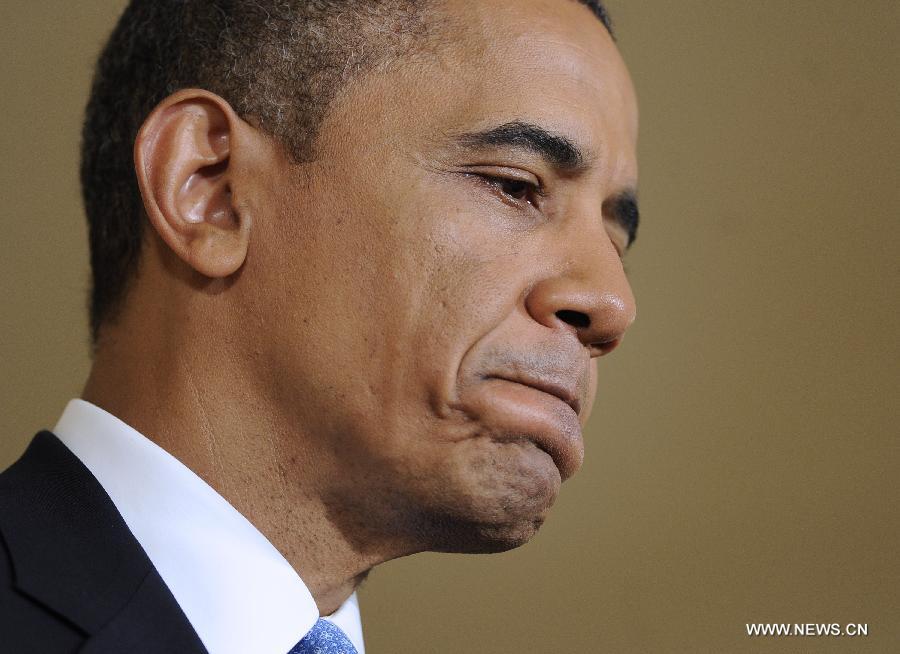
[413,433,563,554]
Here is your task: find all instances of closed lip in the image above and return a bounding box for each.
[485,374,581,416]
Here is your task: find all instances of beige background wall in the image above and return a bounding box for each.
[1,2,897,652]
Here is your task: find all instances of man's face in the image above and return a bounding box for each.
[243,0,638,555]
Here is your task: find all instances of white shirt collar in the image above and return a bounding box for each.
[53,399,365,654]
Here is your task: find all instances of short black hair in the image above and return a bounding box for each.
[80,0,613,346]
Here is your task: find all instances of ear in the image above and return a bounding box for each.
[134,89,251,278]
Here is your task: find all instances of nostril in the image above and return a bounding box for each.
[556,309,590,329]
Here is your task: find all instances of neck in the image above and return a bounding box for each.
[82,316,387,615]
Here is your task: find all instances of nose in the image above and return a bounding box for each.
[524,236,636,357]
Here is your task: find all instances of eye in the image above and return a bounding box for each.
[604,221,630,260]
[470,173,544,208]
[493,178,533,202]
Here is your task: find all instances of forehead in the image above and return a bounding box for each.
[432,0,637,165]
[314,0,637,184]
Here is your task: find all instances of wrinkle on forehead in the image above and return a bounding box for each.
[437,0,638,148]
[312,0,638,191]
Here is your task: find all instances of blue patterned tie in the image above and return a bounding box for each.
[288,618,359,654]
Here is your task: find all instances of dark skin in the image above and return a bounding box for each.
[83,0,638,615]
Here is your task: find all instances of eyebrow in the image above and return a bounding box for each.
[454,121,587,172]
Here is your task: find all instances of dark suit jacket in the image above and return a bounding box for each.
[0,430,208,653]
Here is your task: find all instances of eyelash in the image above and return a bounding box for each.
[470,173,545,209]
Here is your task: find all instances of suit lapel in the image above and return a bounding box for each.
[80,564,209,654]
[0,431,207,653]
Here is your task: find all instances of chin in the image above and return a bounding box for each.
[419,439,563,554]
[468,516,548,553]
[426,512,548,554]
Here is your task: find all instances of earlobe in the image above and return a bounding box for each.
[135,89,251,279]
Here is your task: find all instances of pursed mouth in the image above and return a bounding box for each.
[484,375,580,416]
[460,371,584,481]
[476,375,584,480]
